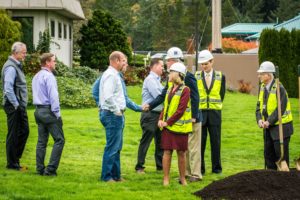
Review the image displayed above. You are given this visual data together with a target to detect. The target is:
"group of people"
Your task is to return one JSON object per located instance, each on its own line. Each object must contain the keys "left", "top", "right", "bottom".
{"left": 96, "top": 47, "right": 226, "bottom": 185}
{"left": 2, "top": 42, "right": 64, "bottom": 176}
{"left": 1, "top": 41, "right": 294, "bottom": 185}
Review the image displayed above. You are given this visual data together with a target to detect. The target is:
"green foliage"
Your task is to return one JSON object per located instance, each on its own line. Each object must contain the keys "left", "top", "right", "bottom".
{"left": 0, "top": 10, "right": 21, "bottom": 68}
{"left": 278, "top": 29, "right": 293, "bottom": 96}
{"left": 56, "top": 77, "right": 95, "bottom": 108}
{"left": 22, "top": 53, "right": 41, "bottom": 75}
{"left": 36, "top": 29, "right": 51, "bottom": 54}
{"left": 55, "top": 61, "right": 99, "bottom": 84}
{"left": 258, "top": 29, "right": 280, "bottom": 65}
{"left": 259, "top": 28, "right": 300, "bottom": 98}
{"left": 79, "top": 9, "right": 132, "bottom": 71}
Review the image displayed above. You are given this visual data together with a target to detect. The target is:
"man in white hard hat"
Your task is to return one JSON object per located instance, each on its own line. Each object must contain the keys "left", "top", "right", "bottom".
{"left": 256, "top": 61, "right": 293, "bottom": 170}
{"left": 143, "top": 47, "right": 202, "bottom": 182}
{"left": 195, "top": 49, "right": 226, "bottom": 175}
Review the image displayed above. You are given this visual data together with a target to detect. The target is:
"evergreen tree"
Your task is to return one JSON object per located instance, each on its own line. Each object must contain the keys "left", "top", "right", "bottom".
{"left": 36, "top": 29, "right": 51, "bottom": 54}
{"left": 274, "top": 0, "right": 300, "bottom": 23}
{"left": 0, "top": 10, "right": 21, "bottom": 68}
{"left": 278, "top": 29, "right": 292, "bottom": 95}
{"left": 78, "top": 9, "right": 131, "bottom": 70}
{"left": 290, "top": 29, "right": 300, "bottom": 97}
{"left": 258, "top": 29, "right": 280, "bottom": 65}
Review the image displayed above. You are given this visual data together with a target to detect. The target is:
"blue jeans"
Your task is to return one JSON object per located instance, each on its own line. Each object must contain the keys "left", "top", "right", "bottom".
{"left": 100, "top": 110, "right": 124, "bottom": 181}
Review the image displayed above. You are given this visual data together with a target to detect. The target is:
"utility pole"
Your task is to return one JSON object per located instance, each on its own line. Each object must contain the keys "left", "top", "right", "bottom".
{"left": 195, "top": 1, "right": 200, "bottom": 67}
{"left": 212, "top": 0, "right": 222, "bottom": 53}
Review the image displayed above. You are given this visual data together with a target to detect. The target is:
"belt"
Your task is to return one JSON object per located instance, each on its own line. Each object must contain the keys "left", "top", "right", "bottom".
{"left": 101, "top": 109, "right": 126, "bottom": 114}
{"left": 36, "top": 105, "right": 51, "bottom": 108}
{"left": 150, "top": 110, "right": 161, "bottom": 114}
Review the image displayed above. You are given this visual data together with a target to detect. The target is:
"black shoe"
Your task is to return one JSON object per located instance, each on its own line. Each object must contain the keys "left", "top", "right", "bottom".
{"left": 43, "top": 170, "right": 57, "bottom": 176}
{"left": 212, "top": 169, "right": 222, "bottom": 174}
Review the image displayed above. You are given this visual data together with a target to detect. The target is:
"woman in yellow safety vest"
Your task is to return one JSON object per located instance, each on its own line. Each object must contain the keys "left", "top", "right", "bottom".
{"left": 158, "top": 62, "right": 192, "bottom": 186}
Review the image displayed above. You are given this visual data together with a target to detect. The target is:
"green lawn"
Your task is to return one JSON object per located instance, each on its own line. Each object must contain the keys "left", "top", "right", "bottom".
{"left": 0, "top": 85, "right": 299, "bottom": 200}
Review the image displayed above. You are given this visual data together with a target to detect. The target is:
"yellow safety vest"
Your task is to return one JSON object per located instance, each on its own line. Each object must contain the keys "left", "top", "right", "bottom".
{"left": 163, "top": 85, "right": 192, "bottom": 134}
{"left": 258, "top": 83, "right": 293, "bottom": 125}
{"left": 195, "top": 71, "right": 223, "bottom": 110}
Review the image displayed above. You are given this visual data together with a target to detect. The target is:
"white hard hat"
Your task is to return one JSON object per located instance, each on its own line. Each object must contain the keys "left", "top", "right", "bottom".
{"left": 169, "top": 62, "right": 186, "bottom": 75}
{"left": 257, "top": 61, "right": 275, "bottom": 73}
{"left": 165, "top": 47, "right": 183, "bottom": 59}
{"left": 198, "top": 50, "right": 214, "bottom": 63}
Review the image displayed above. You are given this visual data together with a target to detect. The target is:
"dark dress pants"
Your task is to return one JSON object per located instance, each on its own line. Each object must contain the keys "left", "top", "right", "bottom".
{"left": 135, "top": 111, "right": 163, "bottom": 171}
{"left": 201, "top": 125, "right": 222, "bottom": 174}
{"left": 264, "top": 129, "right": 290, "bottom": 170}
{"left": 34, "top": 107, "right": 65, "bottom": 174}
{"left": 4, "top": 103, "right": 29, "bottom": 169}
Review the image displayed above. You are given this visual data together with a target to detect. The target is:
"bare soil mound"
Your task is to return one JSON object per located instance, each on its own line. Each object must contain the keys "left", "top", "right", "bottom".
{"left": 194, "top": 169, "right": 300, "bottom": 200}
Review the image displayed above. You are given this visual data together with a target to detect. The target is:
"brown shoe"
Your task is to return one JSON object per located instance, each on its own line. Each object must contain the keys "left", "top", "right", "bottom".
{"left": 136, "top": 169, "right": 145, "bottom": 174}
{"left": 189, "top": 176, "right": 202, "bottom": 182}
{"left": 115, "top": 177, "right": 125, "bottom": 182}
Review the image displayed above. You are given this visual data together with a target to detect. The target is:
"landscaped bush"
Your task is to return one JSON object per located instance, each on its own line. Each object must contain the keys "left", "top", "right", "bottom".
{"left": 238, "top": 79, "right": 253, "bottom": 94}
{"left": 129, "top": 53, "right": 147, "bottom": 67}
{"left": 0, "top": 76, "right": 95, "bottom": 108}
{"left": 0, "top": 10, "right": 21, "bottom": 68}
{"left": 57, "top": 77, "right": 95, "bottom": 108}
{"left": 55, "top": 61, "right": 99, "bottom": 84}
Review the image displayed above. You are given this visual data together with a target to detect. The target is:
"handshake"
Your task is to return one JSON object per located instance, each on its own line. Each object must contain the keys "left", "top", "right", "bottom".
{"left": 142, "top": 104, "right": 150, "bottom": 112}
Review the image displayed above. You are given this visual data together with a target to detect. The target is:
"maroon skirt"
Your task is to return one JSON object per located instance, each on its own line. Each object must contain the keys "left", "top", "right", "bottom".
{"left": 161, "top": 129, "right": 188, "bottom": 151}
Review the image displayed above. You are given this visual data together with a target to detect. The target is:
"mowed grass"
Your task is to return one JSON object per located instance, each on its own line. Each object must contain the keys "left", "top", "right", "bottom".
{"left": 0, "top": 85, "right": 299, "bottom": 200}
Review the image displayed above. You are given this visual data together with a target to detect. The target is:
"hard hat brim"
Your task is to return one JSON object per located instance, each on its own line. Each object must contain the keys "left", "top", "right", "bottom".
{"left": 198, "top": 58, "right": 211, "bottom": 64}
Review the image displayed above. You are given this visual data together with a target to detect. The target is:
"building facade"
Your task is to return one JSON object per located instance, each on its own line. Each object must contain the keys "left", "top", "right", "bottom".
{"left": 0, "top": 0, "right": 85, "bottom": 66}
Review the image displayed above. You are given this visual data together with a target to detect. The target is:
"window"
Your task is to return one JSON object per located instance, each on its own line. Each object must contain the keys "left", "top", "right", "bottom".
{"left": 50, "top": 20, "right": 55, "bottom": 37}
{"left": 69, "top": 25, "right": 72, "bottom": 40}
{"left": 58, "top": 22, "right": 62, "bottom": 39}
{"left": 63, "top": 24, "right": 67, "bottom": 39}
{"left": 12, "top": 17, "right": 34, "bottom": 53}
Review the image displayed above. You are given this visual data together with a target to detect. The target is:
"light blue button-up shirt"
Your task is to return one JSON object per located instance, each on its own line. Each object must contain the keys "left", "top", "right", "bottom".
{"left": 142, "top": 71, "right": 163, "bottom": 112}
{"left": 32, "top": 67, "right": 61, "bottom": 118}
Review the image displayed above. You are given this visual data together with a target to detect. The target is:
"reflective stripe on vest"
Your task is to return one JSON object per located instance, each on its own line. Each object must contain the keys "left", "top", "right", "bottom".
{"left": 258, "top": 83, "right": 293, "bottom": 125}
{"left": 195, "top": 71, "right": 222, "bottom": 110}
{"left": 163, "top": 85, "right": 192, "bottom": 134}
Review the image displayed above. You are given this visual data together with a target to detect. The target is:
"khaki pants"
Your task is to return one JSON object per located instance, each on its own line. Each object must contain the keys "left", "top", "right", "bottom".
{"left": 185, "top": 122, "right": 202, "bottom": 179}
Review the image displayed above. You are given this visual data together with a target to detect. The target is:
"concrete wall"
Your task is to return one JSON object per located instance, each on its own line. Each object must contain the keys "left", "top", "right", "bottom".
{"left": 185, "top": 54, "right": 259, "bottom": 95}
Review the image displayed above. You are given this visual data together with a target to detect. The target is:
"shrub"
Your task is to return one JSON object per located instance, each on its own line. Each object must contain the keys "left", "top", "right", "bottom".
{"left": 208, "top": 38, "right": 257, "bottom": 53}
{"left": 57, "top": 77, "right": 95, "bottom": 108}
{"left": 55, "top": 61, "right": 99, "bottom": 84}
{"left": 238, "top": 80, "right": 253, "bottom": 94}
{"left": 0, "top": 10, "right": 21, "bottom": 68}
{"left": 0, "top": 76, "right": 95, "bottom": 108}
{"left": 79, "top": 9, "right": 132, "bottom": 70}
{"left": 23, "top": 53, "right": 41, "bottom": 75}
{"left": 129, "top": 54, "right": 147, "bottom": 67}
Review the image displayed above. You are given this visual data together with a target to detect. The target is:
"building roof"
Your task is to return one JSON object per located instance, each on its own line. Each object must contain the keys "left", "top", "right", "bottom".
{"left": 221, "top": 23, "right": 275, "bottom": 36}
{"left": 0, "top": 0, "right": 85, "bottom": 20}
{"left": 246, "top": 14, "right": 300, "bottom": 40}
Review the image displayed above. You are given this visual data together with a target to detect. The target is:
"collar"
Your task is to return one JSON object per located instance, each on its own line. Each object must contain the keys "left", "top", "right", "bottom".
{"left": 265, "top": 78, "right": 274, "bottom": 91}
{"left": 204, "top": 70, "right": 213, "bottom": 77}
{"left": 9, "top": 56, "right": 21, "bottom": 65}
{"left": 150, "top": 71, "right": 161, "bottom": 81}
{"left": 42, "top": 67, "right": 52, "bottom": 72}
{"left": 108, "top": 66, "right": 119, "bottom": 74}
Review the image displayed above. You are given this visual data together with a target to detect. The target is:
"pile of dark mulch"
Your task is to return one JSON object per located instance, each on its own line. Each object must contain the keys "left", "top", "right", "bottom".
{"left": 194, "top": 169, "right": 300, "bottom": 200}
